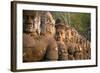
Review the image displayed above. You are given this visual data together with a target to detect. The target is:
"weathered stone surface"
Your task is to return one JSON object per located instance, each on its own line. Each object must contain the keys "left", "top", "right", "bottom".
{"left": 23, "top": 11, "right": 91, "bottom": 62}
{"left": 57, "top": 41, "right": 68, "bottom": 60}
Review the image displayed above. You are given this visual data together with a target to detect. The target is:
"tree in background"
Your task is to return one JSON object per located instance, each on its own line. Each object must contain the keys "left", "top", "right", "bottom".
{"left": 52, "top": 12, "right": 91, "bottom": 41}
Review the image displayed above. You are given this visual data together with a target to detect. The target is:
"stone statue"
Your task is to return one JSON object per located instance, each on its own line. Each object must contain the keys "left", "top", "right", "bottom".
{"left": 23, "top": 11, "right": 58, "bottom": 62}
{"left": 55, "top": 21, "right": 68, "bottom": 60}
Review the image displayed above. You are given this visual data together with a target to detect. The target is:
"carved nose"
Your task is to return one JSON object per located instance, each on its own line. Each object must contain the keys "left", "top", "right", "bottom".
{"left": 27, "top": 17, "right": 33, "bottom": 24}
{"left": 58, "top": 34, "right": 62, "bottom": 38}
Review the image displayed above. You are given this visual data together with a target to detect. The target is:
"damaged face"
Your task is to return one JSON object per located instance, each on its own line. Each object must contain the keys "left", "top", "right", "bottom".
{"left": 24, "top": 16, "right": 36, "bottom": 33}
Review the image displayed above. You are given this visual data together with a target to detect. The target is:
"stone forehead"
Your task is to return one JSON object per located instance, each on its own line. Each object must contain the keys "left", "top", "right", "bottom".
{"left": 23, "top": 10, "right": 36, "bottom": 16}
{"left": 55, "top": 23, "right": 67, "bottom": 30}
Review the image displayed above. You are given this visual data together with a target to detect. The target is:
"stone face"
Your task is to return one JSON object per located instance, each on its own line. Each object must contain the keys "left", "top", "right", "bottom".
{"left": 40, "top": 11, "right": 55, "bottom": 36}
{"left": 64, "top": 24, "right": 91, "bottom": 60}
{"left": 23, "top": 11, "right": 58, "bottom": 62}
{"left": 23, "top": 11, "right": 91, "bottom": 62}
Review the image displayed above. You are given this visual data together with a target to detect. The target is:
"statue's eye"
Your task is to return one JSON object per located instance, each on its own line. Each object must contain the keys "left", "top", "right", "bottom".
{"left": 31, "top": 16, "right": 34, "bottom": 19}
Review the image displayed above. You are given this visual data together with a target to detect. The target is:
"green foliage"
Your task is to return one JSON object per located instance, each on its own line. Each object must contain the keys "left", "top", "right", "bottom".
{"left": 51, "top": 11, "right": 91, "bottom": 41}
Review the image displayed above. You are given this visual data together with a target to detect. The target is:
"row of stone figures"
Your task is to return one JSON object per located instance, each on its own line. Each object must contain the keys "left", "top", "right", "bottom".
{"left": 23, "top": 10, "right": 91, "bottom": 62}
